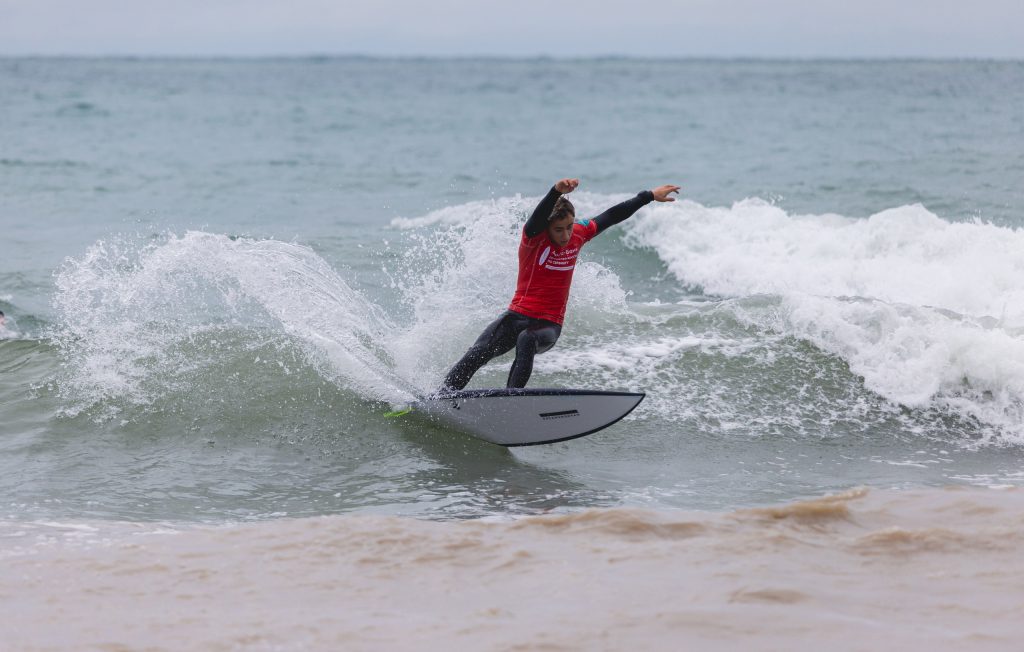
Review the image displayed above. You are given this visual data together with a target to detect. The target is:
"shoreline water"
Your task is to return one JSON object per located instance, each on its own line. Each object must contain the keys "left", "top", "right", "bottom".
{"left": 4, "top": 485, "right": 1023, "bottom": 651}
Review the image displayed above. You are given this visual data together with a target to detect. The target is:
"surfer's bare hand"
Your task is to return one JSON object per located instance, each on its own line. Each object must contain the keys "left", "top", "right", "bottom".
{"left": 555, "top": 178, "right": 579, "bottom": 194}
{"left": 651, "top": 185, "right": 681, "bottom": 202}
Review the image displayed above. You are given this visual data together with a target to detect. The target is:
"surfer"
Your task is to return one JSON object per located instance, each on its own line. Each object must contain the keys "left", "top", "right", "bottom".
{"left": 439, "top": 178, "right": 680, "bottom": 393}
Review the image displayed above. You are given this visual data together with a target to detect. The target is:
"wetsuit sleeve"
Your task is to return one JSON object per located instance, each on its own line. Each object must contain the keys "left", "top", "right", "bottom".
{"left": 592, "top": 190, "right": 655, "bottom": 235}
{"left": 523, "top": 186, "right": 563, "bottom": 238}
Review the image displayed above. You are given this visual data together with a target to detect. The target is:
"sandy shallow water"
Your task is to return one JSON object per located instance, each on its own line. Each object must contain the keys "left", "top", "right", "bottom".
{"left": 3, "top": 486, "right": 1023, "bottom": 651}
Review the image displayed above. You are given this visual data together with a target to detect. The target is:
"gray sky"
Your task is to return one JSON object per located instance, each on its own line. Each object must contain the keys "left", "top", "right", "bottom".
{"left": 3, "top": 0, "right": 1023, "bottom": 58}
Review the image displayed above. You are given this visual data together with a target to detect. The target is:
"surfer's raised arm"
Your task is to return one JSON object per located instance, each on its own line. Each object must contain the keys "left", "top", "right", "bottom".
{"left": 524, "top": 178, "right": 579, "bottom": 238}
{"left": 592, "top": 184, "right": 680, "bottom": 235}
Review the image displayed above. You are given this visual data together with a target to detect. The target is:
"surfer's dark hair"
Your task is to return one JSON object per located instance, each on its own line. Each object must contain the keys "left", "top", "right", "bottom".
{"left": 549, "top": 197, "right": 575, "bottom": 222}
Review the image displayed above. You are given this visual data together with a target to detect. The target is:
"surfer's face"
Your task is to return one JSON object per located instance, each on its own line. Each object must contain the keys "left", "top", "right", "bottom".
{"left": 547, "top": 214, "right": 575, "bottom": 248}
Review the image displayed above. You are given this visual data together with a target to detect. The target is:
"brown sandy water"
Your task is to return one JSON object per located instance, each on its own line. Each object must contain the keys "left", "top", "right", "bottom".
{"left": 3, "top": 486, "right": 1024, "bottom": 652}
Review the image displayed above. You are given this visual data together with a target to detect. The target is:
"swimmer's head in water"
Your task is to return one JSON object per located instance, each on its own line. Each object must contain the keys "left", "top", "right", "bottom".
{"left": 547, "top": 197, "right": 575, "bottom": 247}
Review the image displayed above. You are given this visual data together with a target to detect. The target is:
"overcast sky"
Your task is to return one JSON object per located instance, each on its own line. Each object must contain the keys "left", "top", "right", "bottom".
{"left": 2, "top": 0, "right": 1023, "bottom": 58}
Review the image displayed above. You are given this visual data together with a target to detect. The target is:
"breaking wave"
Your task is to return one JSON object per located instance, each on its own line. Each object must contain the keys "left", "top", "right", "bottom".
{"left": 48, "top": 193, "right": 1024, "bottom": 444}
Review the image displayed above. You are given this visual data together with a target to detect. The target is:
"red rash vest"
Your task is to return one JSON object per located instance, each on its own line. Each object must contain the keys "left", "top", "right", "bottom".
{"left": 508, "top": 220, "right": 599, "bottom": 325}
{"left": 507, "top": 186, "right": 654, "bottom": 325}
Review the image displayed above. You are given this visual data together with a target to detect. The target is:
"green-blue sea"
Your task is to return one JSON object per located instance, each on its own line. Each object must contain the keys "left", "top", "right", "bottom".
{"left": 2, "top": 58, "right": 1024, "bottom": 523}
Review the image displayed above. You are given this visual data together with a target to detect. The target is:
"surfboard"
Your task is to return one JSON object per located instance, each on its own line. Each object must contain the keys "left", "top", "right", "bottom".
{"left": 403, "top": 388, "right": 644, "bottom": 447}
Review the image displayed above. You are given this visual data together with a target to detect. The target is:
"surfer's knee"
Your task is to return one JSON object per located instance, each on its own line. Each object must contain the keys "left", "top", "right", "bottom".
{"left": 534, "top": 327, "right": 558, "bottom": 354}
{"left": 516, "top": 329, "right": 539, "bottom": 354}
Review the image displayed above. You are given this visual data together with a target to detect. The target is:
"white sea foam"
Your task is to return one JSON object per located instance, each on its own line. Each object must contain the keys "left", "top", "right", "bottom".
{"left": 538, "top": 334, "right": 761, "bottom": 375}
{"left": 53, "top": 232, "right": 413, "bottom": 413}
{"left": 391, "top": 195, "right": 526, "bottom": 229}
{"left": 626, "top": 199, "right": 1024, "bottom": 321}
{"left": 624, "top": 198, "right": 1024, "bottom": 440}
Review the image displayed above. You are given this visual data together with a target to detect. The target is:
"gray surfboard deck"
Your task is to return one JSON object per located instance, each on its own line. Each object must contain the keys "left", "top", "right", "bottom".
{"left": 408, "top": 388, "right": 645, "bottom": 447}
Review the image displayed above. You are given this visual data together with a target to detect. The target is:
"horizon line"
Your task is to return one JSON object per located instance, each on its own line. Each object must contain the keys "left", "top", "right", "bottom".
{"left": 2, "top": 53, "right": 1023, "bottom": 63}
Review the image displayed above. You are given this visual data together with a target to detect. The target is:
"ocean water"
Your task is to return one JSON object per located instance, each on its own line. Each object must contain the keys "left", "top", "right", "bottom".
{"left": 3, "top": 58, "right": 1024, "bottom": 524}
{"left": 3, "top": 57, "right": 1024, "bottom": 649}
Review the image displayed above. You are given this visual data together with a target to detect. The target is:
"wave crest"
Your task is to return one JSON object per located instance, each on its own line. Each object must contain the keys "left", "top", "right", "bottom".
{"left": 624, "top": 199, "right": 1024, "bottom": 441}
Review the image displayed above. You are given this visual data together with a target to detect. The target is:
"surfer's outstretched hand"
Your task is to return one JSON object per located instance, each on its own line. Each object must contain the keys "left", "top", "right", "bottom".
{"left": 652, "top": 185, "right": 681, "bottom": 202}
{"left": 555, "top": 178, "right": 579, "bottom": 194}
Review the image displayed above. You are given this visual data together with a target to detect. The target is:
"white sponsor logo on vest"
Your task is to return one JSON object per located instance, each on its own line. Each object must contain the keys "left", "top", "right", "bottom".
{"left": 538, "top": 246, "right": 551, "bottom": 266}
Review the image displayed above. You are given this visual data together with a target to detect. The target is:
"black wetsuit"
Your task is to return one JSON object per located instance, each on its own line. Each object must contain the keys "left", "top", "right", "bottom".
{"left": 441, "top": 187, "right": 654, "bottom": 391}
{"left": 442, "top": 310, "right": 562, "bottom": 390}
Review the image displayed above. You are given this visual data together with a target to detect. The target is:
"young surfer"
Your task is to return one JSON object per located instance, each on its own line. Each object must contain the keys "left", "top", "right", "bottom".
{"left": 439, "top": 178, "right": 680, "bottom": 393}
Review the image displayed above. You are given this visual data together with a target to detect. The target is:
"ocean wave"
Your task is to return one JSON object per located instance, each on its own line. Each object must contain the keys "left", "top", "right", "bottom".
{"left": 47, "top": 223, "right": 633, "bottom": 418}
{"left": 624, "top": 198, "right": 1024, "bottom": 320}
{"left": 46, "top": 194, "right": 1024, "bottom": 444}
{"left": 623, "top": 198, "right": 1024, "bottom": 441}
{"left": 51, "top": 231, "right": 413, "bottom": 416}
